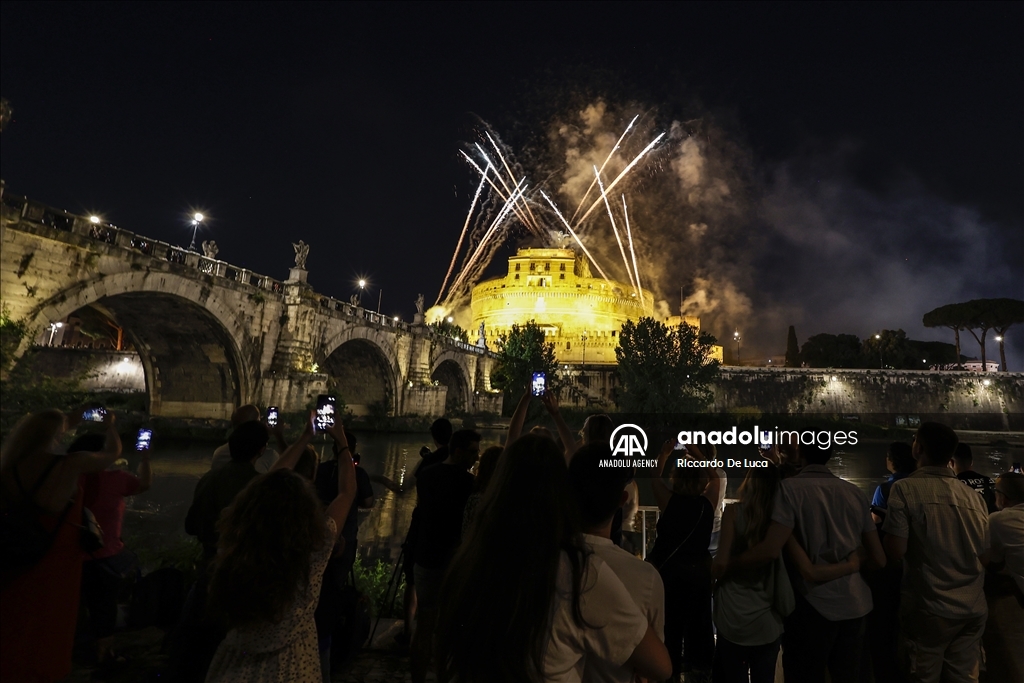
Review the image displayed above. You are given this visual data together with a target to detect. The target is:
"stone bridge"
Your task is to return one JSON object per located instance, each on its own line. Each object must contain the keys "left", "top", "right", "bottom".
{"left": 0, "top": 191, "right": 502, "bottom": 419}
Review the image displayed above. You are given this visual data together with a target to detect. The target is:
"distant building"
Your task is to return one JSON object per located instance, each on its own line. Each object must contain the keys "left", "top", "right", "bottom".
{"left": 961, "top": 360, "right": 999, "bottom": 372}
{"left": 471, "top": 247, "right": 723, "bottom": 365}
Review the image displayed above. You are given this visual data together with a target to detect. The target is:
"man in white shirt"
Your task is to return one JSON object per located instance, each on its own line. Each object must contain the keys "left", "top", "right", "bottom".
{"left": 569, "top": 443, "right": 666, "bottom": 683}
{"left": 983, "top": 471, "right": 1024, "bottom": 681}
{"left": 209, "top": 404, "right": 282, "bottom": 472}
{"left": 883, "top": 422, "right": 989, "bottom": 683}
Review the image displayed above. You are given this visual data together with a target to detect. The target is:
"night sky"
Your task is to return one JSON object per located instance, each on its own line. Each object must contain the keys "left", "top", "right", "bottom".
{"left": 2, "top": 2, "right": 1022, "bottom": 367}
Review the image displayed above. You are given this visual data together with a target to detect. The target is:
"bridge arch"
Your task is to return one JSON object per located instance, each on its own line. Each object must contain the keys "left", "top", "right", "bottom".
{"left": 320, "top": 327, "right": 400, "bottom": 416}
{"left": 23, "top": 270, "right": 255, "bottom": 419}
{"left": 431, "top": 350, "right": 474, "bottom": 414}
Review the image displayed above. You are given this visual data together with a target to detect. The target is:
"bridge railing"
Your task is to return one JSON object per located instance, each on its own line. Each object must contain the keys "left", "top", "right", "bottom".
{"left": 3, "top": 192, "right": 287, "bottom": 294}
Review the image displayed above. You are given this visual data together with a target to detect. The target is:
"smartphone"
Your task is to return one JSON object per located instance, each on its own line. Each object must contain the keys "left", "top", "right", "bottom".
{"left": 531, "top": 372, "right": 546, "bottom": 397}
{"left": 135, "top": 428, "right": 153, "bottom": 452}
{"left": 1012, "top": 462, "right": 1022, "bottom": 474}
{"left": 315, "top": 395, "right": 337, "bottom": 433}
{"left": 82, "top": 407, "right": 107, "bottom": 423}
{"left": 266, "top": 406, "right": 279, "bottom": 427}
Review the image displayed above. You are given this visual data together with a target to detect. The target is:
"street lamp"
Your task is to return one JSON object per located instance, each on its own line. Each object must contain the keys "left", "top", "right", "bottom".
{"left": 188, "top": 213, "right": 204, "bottom": 252}
{"left": 357, "top": 279, "right": 366, "bottom": 306}
{"left": 47, "top": 322, "right": 63, "bottom": 346}
{"left": 89, "top": 215, "right": 101, "bottom": 224}
{"left": 874, "top": 334, "right": 883, "bottom": 368}
{"left": 733, "top": 329, "right": 741, "bottom": 365}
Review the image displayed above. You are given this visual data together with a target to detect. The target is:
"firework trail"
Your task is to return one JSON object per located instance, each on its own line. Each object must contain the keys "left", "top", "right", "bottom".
{"left": 436, "top": 121, "right": 664, "bottom": 306}
{"left": 623, "top": 195, "right": 645, "bottom": 308}
{"left": 444, "top": 180, "right": 527, "bottom": 305}
{"left": 540, "top": 191, "right": 612, "bottom": 282}
{"left": 468, "top": 146, "right": 538, "bottom": 237}
{"left": 486, "top": 132, "right": 541, "bottom": 233}
{"left": 573, "top": 132, "right": 666, "bottom": 229}
{"left": 570, "top": 114, "right": 639, "bottom": 223}
{"left": 435, "top": 164, "right": 492, "bottom": 306}
{"left": 595, "top": 165, "right": 637, "bottom": 293}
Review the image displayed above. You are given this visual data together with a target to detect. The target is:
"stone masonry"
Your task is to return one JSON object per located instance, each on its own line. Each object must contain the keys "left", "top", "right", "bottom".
{"left": 1, "top": 193, "right": 502, "bottom": 419}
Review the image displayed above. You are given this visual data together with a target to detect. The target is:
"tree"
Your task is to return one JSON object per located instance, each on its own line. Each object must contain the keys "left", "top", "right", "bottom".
{"left": 615, "top": 317, "right": 720, "bottom": 413}
{"left": 925, "top": 298, "right": 1024, "bottom": 371}
{"left": 800, "top": 333, "right": 862, "bottom": 368}
{"left": 785, "top": 326, "right": 801, "bottom": 367}
{"left": 492, "top": 321, "right": 559, "bottom": 413}
{"left": 923, "top": 303, "right": 967, "bottom": 368}
{"left": 861, "top": 329, "right": 920, "bottom": 369}
{"left": 428, "top": 319, "right": 468, "bottom": 343}
{"left": 980, "top": 298, "right": 1024, "bottom": 372}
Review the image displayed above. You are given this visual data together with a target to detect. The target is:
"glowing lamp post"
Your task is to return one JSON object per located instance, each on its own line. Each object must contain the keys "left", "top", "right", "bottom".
{"left": 89, "top": 215, "right": 101, "bottom": 224}
{"left": 581, "top": 330, "right": 589, "bottom": 372}
{"left": 188, "top": 213, "right": 204, "bottom": 252}
{"left": 47, "top": 322, "right": 63, "bottom": 346}
{"left": 733, "top": 330, "right": 741, "bottom": 365}
{"left": 357, "top": 279, "right": 366, "bottom": 306}
{"left": 875, "top": 334, "right": 883, "bottom": 368}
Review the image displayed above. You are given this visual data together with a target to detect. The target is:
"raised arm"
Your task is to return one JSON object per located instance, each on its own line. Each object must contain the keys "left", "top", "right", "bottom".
{"left": 784, "top": 536, "right": 860, "bottom": 583}
{"left": 324, "top": 422, "right": 357, "bottom": 531}
{"left": 136, "top": 448, "right": 153, "bottom": 494}
{"left": 541, "top": 390, "right": 578, "bottom": 462}
{"left": 650, "top": 440, "right": 676, "bottom": 512}
{"left": 66, "top": 412, "right": 122, "bottom": 473}
{"left": 506, "top": 391, "right": 532, "bottom": 446}
{"left": 270, "top": 419, "right": 289, "bottom": 454}
{"left": 270, "top": 413, "right": 314, "bottom": 472}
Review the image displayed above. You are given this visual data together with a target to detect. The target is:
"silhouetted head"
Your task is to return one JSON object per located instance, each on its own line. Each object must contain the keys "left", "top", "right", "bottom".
{"left": 230, "top": 404, "right": 261, "bottom": 429}
{"left": 914, "top": 422, "right": 958, "bottom": 467}
{"left": 581, "top": 414, "right": 613, "bottom": 446}
{"left": 887, "top": 442, "right": 915, "bottom": 473}
{"left": 450, "top": 429, "right": 481, "bottom": 469}
{"left": 995, "top": 472, "right": 1024, "bottom": 509}
{"left": 229, "top": 421, "right": 269, "bottom": 463}
{"left": 568, "top": 443, "right": 631, "bottom": 529}
{"left": 430, "top": 418, "right": 453, "bottom": 447}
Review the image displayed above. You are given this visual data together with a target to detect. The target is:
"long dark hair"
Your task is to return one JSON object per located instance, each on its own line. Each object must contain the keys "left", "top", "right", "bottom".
{"left": 435, "top": 435, "right": 589, "bottom": 683}
{"left": 736, "top": 465, "right": 781, "bottom": 550}
{"left": 207, "top": 469, "right": 327, "bottom": 626}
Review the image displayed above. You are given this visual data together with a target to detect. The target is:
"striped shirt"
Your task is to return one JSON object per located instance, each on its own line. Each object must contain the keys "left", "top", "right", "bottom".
{"left": 882, "top": 466, "right": 989, "bottom": 618}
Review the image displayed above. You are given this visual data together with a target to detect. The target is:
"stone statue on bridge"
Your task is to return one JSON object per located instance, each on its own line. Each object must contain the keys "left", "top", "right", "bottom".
{"left": 201, "top": 240, "right": 219, "bottom": 260}
{"left": 415, "top": 293, "right": 425, "bottom": 315}
{"left": 477, "top": 321, "right": 486, "bottom": 348}
{"left": 292, "top": 240, "right": 310, "bottom": 269}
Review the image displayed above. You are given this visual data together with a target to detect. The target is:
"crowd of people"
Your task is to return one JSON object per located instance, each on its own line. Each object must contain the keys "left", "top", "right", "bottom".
{"left": 0, "top": 393, "right": 1021, "bottom": 683}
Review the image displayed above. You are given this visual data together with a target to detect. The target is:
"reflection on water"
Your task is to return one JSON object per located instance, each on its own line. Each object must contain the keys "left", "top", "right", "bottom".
{"left": 122, "top": 432, "right": 1021, "bottom": 568}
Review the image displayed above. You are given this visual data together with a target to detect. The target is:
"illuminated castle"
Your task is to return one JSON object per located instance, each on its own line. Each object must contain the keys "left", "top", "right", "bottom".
{"left": 471, "top": 248, "right": 717, "bottom": 365}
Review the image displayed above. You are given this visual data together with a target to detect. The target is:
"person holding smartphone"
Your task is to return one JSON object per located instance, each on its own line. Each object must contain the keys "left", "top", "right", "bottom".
{"left": 71, "top": 430, "right": 152, "bottom": 659}
{"left": 1, "top": 408, "right": 121, "bottom": 683}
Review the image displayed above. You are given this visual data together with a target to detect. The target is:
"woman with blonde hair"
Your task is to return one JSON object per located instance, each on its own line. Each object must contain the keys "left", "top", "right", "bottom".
{"left": 204, "top": 416, "right": 356, "bottom": 682}
{"left": 1, "top": 409, "right": 121, "bottom": 682}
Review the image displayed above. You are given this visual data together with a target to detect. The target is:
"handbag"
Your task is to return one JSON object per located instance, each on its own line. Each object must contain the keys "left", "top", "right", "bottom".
{"left": 0, "top": 456, "right": 72, "bottom": 574}
{"left": 651, "top": 503, "right": 705, "bottom": 571}
{"left": 80, "top": 507, "right": 105, "bottom": 554}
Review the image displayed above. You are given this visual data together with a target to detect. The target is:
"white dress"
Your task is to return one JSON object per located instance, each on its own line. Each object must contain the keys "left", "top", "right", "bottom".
{"left": 205, "top": 518, "right": 337, "bottom": 683}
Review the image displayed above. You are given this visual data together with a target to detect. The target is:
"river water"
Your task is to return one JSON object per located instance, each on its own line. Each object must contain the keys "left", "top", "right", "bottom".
{"left": 121, "top": 431, "right": 1021, "bottom": 570}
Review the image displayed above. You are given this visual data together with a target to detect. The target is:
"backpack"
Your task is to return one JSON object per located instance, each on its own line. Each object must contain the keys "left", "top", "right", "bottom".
{"left": 0, "top": 456, "right": 71, "bottom": 575}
